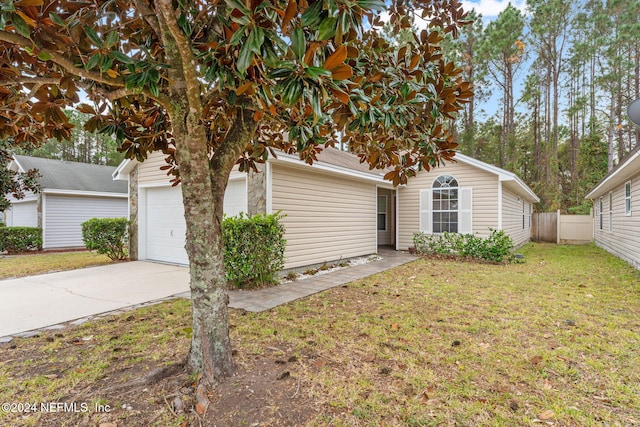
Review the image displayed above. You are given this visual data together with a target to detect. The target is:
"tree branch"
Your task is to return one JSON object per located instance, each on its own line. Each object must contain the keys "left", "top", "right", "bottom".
{"left": 155, "top": 0, "right": 204, "bottom": 117}
{"left": 1, "top": 77, "right": 61, "bottom": 86}
{"left": 134, "top": 0, "right": 162, "bottom": 37}
{"left": 0, "top": 30, "right": 123, "bottom": 87}
{"left": 0, "top": 30, "right": 171, "bottom": 108}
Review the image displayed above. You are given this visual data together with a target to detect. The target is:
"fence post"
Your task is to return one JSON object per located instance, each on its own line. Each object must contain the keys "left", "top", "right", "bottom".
{"left": 557, "top": 210, "right": 561, "bottom": 244}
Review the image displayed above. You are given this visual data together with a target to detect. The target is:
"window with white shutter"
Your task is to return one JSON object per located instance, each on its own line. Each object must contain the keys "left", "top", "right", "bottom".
{"left": 420, "top": 175, "right": 473, "bottom": 234}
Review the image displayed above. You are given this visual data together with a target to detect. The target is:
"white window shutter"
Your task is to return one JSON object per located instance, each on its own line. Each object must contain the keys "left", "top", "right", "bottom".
{"left": 419, "top": 190, "right": 432, "bottom": 233}
{"left": 459, "top": 187, "right": 473, "bottom": 234}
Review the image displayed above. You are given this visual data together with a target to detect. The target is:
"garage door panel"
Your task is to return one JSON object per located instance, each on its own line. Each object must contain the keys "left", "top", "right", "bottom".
{"left": 146, "top": 186, "right": 189, "bottom": 265}
{"left": 145, "top": 180, "right": 246, "bottom": 265}
{"left": 7, "top": 201, "right": 37, "bottom": 227}
{"left": 45, "top": 195, "right": 127, "bottom": 248}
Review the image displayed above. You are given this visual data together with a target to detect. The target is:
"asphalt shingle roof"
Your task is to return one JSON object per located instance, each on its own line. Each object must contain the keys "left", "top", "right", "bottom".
{"left": 13, "top": 156, "right": 127, "bottom": 194}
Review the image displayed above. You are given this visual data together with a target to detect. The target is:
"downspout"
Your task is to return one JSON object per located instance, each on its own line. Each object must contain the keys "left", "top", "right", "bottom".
{"left": 497, "top": 181, "right": 503, "bottom": 230}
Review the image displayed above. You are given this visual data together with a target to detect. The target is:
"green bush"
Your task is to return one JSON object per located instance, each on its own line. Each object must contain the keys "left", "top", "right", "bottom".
{"left": 81, "top": 217, "right": 130, "bottom": 261}
{"left": 0, "top": 227, "right": 42, "bottom": 253}
{"left": 223, "top": 212, "right": 286, "bottom": 288}
{"left": 412, "top": 228, "right": 513, "bottom": 262}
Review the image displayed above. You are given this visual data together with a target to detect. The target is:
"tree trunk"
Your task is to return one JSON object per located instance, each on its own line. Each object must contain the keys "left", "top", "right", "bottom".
{"left": 172, "top": 107, "right": 256, "bottom": 385}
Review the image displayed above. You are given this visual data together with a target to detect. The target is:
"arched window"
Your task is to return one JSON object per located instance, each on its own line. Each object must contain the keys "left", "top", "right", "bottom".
{"left": 432, "top": 175, "right": 459, "bottom": 233}
{"left": 420, "top": 176, "right": 472, "bottom": 235}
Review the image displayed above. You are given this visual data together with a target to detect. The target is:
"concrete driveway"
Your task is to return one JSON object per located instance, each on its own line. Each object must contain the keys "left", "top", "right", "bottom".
{"left": 0, "top": 261, "right": 189, "bottom": 338}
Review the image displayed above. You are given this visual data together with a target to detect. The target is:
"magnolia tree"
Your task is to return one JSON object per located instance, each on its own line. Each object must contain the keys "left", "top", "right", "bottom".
{"left": 0, "top": 0, "right": 472, "bottom": 386}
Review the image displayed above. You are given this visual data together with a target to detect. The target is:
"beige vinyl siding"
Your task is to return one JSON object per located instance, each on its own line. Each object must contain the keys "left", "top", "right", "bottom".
{"left": 138, "top": 151, "right": 244, "bottom": 186}
{"left": 397, "top": 161, "right": 499, "bottom": 249}
{"left": 502, "top": 189, "right": 531, "bottom": 247}
{"left": 270, "top": 163, "right": 377, "bottom": 269}
{"left": 138, "top": 151, "right": 174, "bottom": 185}
{"left": 594, "top": 172, "right": 640, "bottom": 269}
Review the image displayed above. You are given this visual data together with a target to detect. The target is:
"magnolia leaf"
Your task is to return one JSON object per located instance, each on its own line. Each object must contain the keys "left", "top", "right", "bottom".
{"left": 329, "top": 87, "right": 350, "bottom": 104}
{"left": 37, "top": 51, "right": 52, "bottom": 61}
{"left": 105, "top": 31, "right": 119, "bottom": 48}
{"left": 356, "top": 0, "right": 386, "bottom": 11}
{"left": 247, "top": 26, "right": 264, "bottom": 54}
{"left": 84, "top": 25, "right": 103, "bottom": 48}
{"left": 111, "top": 51, "right": 134, "bottom": 64}
{"left": 331, "top": 64, "right": 352, "bottom": 80}
{"left": 300, "top": 0, "right": 322, "bottom": 27}
{"left": 237, "top": 82, "right": 253, "bottom": 95}
{"left": 225, "top": 0, "right": 251, "bottom": 15}
{"left": 48, "top": 12, "right": 65, "bottom": 27}
{"left": 237, "top": 41, "right": 254, "bottom": 74}
{"left": 15, "top": 0, "right": 44, "bottom": 6}
{"left": 323, "top": 45, "right": 347, "bottom": 70}
{"left": 305, "top": 66, "right": 332, "bottom": 80}
{"left": 291, "top": 27, "right": 305, "bottom": 61}
{"left": 317, "top": 17, "right": 337, "bottom": 40}
{"left": 85, "top": 53, "right": 102, "bottom": 71}
{"left": 281, "top": 0, "right": 297, "bottom": 32}
{"left": 11, "top": 13, "right": 31, "bottom": 38}
{"left": 106, "top": 69, "right": 119, "bottom": 78}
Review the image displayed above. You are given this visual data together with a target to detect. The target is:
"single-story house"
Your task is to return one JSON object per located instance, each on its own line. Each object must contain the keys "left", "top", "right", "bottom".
{"left": 114, "top": 149, "right": 538, "bottom": 269}
{"left": 4, "top": 156, "right": 128, "bottom": 249}
{"left": 586, "top": 146, "right": 640, "bottom": 269}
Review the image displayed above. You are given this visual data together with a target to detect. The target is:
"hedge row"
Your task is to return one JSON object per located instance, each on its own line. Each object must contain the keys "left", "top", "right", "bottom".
{"left": 413, "top": 228, "right": 514, "bottom": 262}
{"left": 222, "top": 212, "right": 286, "bottom": 288}
{"left": 81, "top": 217, "right": 130, "bottom": 261}
{"left": 0, "top": 227, "right": 42, "bottom": 253}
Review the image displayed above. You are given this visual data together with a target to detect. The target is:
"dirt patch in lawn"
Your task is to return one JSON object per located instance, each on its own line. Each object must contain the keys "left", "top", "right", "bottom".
{"left": 0, "top": 303, "right": 318, "bottom": 427}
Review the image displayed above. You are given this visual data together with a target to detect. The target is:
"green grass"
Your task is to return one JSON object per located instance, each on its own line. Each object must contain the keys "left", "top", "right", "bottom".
{"left": 233, "top": 243, "right": 640, "bottom": 426}
{"left": 0, "top": 251, "right": 114, "bottom": 279}
{"left": 0, "top": 243, "right": 638, "bottom": 426}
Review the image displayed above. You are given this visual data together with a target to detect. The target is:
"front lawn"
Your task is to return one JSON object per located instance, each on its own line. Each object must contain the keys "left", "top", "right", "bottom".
{"left": 0, "top": 251, "right": 113, "bottom": 280}
{"left": 0, "top": 243, "right": 638, "bottom": 426}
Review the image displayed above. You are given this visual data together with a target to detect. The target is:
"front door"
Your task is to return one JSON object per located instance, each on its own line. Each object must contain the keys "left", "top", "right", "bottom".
{"left": 377, "top": 189, "right": 395, "bottom": 246}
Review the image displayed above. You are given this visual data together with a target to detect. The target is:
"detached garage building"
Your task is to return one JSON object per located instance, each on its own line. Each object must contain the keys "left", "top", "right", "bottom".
{"left": 114, "top": 149, "right": 538, "bottom": 270}
{"left": 4, "top": 156, "right": 128, "bottom": 249}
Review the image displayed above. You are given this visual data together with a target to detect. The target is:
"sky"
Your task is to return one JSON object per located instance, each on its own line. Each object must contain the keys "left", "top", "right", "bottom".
{"left": 460, "top": 0, "right": 527, "bottom": 21}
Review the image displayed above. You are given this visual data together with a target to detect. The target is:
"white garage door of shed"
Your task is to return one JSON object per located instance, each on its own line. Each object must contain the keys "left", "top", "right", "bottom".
{"left": 145, "top": 179, "right": 246, "bottom": 265}
{"left": 7, "top": 201, "right": 37, "bottom": 227}
{"left": 44, "top": 195, "right": 128, "bottom": 248}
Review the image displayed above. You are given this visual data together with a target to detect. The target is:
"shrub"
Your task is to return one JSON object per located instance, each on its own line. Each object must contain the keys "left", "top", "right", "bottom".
{"left": 412, "top": 228, "right": 513, "bottom": 262}
{"left": 0, "top": 227, "right": 42, "bottom": 253}
{"left": 81, "top": 217, "right": 130, "bottom": 261}
{"left": 222, "top": 212, "right": 286, "bottom": 288}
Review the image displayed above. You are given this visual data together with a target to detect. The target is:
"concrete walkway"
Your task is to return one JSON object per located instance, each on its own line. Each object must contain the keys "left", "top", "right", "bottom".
{"left": 229, "top": 249, "right": 415, "bottom": 312}
{"left": 0, "top": 249, "right": 416, "bottom": 341}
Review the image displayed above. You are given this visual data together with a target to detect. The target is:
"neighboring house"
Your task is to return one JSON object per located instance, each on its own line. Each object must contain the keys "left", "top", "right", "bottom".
{"left": 585, "top": 146, "right": 640, "bottom": 269}
{"left": 4, "top": 156, "right": 128, "bottom": 249}
{"left": 114, "top": 149, "right": 538, "bottom": 269}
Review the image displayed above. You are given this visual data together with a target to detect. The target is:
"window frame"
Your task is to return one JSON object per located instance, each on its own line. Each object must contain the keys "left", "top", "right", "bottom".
{"left": 625, "top": 181, "right": 632, "bottom": 216}
{"left": 432, "top": 175, "right": 459, "bottom": 234}
{"left": 599, "top": 197, "right": 603, "bottom": 230}
{"left": 608, "top": 191, "right": 613, "bottom": 233}
{"left": 377, "top": 194, "right": 387, "bottom": 232}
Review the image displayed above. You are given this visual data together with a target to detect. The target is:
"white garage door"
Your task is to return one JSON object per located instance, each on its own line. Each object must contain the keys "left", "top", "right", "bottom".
{"left": 7, "top": 201, "right": 38, "bottom": 227}
{"left": 44, "top": 195, "right": 128, "bottom": 248}
{"left": 144, "top": 179, "right": 246, "bottom": 265}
